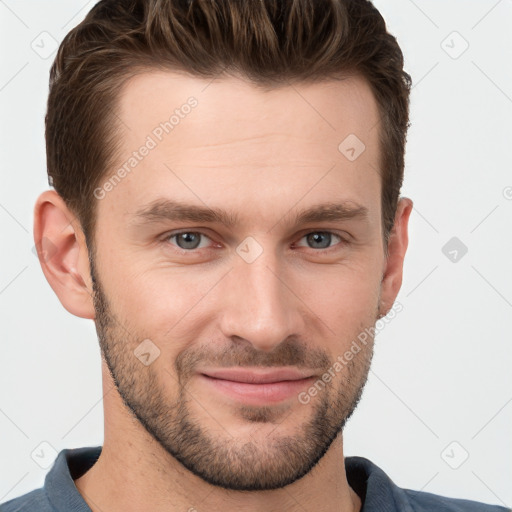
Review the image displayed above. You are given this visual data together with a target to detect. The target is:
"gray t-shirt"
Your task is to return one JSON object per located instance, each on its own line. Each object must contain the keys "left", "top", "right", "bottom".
{"left": 0, "top": 446, "right": 508, "bottom": 511}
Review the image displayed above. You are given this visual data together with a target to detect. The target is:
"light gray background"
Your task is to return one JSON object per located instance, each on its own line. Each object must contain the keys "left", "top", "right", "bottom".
{"left": 1, "top": 0, "right": 511, "bottom": 507}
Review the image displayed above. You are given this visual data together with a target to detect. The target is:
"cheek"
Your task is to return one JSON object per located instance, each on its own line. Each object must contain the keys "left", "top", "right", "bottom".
{"left": 295, "top": 259, "right": 381, "bottom": 315}
{"left": 100, "top": 256, "right": 225, "bottom": 350}
{"left": 292, "top": 263, "right": 381, "bottom": 358}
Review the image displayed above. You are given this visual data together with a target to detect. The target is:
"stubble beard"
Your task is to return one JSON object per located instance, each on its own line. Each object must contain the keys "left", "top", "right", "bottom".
{"left": 90, "top": 255, "right": 376, "bottom": 491}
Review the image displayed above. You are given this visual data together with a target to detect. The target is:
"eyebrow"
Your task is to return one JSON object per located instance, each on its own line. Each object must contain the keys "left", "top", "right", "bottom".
{"left": 129, "top": 198, "right": 369, "bottom": 230}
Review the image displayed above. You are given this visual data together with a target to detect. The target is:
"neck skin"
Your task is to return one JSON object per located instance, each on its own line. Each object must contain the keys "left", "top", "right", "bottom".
{"left": 74, "top": 362, "right": 362, "bottom": 512}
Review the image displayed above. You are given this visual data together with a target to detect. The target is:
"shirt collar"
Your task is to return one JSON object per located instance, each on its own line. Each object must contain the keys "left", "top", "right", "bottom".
{"left": 44, "top": 446, "right": 406, "bottom": 511}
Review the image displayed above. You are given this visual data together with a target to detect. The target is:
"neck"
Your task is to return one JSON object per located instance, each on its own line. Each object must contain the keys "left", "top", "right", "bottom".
{"left": 74, "top": 365, "right": 361, "bottom": 512}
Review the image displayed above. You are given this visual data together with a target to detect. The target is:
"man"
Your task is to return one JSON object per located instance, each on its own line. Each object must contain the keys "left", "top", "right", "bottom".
{"left": 1, "top": 0, "right": 508, "bottom": 511}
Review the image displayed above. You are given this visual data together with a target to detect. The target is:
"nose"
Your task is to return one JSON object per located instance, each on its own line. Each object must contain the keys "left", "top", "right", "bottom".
{"left": 218, "top": 244, "right": 303, "bottom": 352}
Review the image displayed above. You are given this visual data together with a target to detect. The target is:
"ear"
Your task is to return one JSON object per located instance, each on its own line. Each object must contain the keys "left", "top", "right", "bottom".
{"left": 378, "top": 196, "right": 413, "bottom": 317}
{"left": 33, "top": 190, "right": 95, "bottom": 319}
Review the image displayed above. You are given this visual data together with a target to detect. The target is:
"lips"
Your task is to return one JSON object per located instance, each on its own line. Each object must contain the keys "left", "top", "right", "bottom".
{"left": 197, "top": 367, "right": 318, "bottom": 404}
{"left": 200, "top": 367, "right": 316, "bottom": 384}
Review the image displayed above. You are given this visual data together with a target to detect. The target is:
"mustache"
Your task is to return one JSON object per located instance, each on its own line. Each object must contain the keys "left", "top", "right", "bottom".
{"left": 175, "top": 337, "right": 332, "bottom": 378}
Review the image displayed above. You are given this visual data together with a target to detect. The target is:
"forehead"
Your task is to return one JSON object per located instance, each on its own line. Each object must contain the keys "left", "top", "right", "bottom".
{"left": 100, "top": 70, "right": 382, "bottom": 226}
{"left": 117, "top": 69, "right": 379, "bottom": 153}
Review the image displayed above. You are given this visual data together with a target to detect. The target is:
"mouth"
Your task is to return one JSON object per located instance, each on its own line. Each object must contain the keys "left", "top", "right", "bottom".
{"left": 198, "top": 367, "right": 317, "bottom": 405}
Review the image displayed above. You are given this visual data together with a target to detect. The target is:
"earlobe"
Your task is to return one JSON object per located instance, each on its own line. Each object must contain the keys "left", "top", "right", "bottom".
{"left": 379, "top": 196, "right": 413, "bottom": 317}
{"left": 33, "top": 190, "right": 96, "bottom": 320}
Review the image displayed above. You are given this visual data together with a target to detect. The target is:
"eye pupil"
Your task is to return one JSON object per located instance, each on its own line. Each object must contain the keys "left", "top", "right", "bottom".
{"left": 307, "top": 232, "right": 331, "bottom": 249}
{"left": 176, "top": 232, "right": 201, "bottom": 250}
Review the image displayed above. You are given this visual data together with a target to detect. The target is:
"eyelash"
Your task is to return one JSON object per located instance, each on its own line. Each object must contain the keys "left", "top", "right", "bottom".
{"left": 161, "top": 230, "right": 349, "bottom": 253}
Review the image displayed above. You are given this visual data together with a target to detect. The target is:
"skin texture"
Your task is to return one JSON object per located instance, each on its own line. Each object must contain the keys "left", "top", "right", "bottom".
{"left": 34, "top": 71, "right": 413, "bottom": 512}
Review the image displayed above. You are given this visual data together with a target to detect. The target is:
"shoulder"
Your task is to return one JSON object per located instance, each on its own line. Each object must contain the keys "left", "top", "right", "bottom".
{"left": 0, "top": 488, "right": 53, "bottom": 512}
{"left": 345, "top": 456, "right": 509, "bottom": 512}
{"left": 403, "top": 488, "right": 510, "bottom": 511}
{"left": 0, "top": 445, "right": 101, "bottom": 512}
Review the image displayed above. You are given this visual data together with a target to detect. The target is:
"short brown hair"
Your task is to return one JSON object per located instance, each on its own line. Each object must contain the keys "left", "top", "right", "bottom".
{"left": 46, "top": 0, "right": 411, "bottom": 249}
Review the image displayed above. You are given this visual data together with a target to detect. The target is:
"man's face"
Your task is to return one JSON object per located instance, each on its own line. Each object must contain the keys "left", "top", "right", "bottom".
{"left": 91, "top": 71, "right": 386, "bottom": 490}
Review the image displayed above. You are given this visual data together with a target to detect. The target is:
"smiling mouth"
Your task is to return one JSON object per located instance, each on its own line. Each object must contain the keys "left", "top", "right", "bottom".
{"left": 198, "top": 367, "right": 317, "bottom": 404}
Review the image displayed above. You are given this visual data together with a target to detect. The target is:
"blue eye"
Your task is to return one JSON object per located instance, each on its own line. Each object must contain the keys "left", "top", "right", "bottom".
{"left": 163, "top": 230, "right": 346, "bottom": 253}
{"left": 168, "top": 232, "right": 211, "bottom": 250}
{"left": 297, "top": 232, "right": 343, "bottom": 250}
